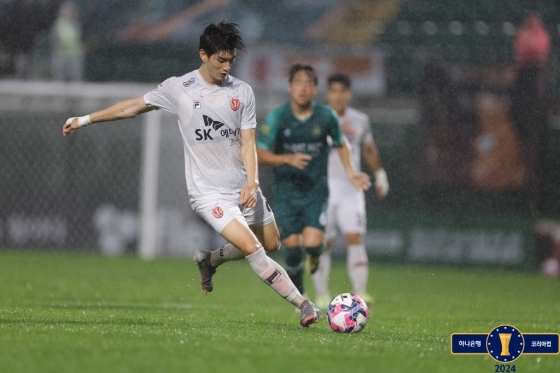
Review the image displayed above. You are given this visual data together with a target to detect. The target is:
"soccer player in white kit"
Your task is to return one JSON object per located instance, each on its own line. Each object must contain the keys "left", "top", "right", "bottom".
{"left": 312, "top": 73, "right": 389, "bottom": 310}
{"left": 61, "top": 21, "right": 321, "bottom": 327}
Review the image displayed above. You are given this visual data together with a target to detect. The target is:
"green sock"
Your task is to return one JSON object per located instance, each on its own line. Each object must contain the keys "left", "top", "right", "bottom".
{"left": 285, "top": 247, "right": 304, "bottom": 294}
{"left": 305, "top": 243, "right": 324, "bottom": 258}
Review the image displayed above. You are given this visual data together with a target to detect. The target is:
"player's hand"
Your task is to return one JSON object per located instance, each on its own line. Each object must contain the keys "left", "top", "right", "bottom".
{"left": 374, "top": 169, "right": 389, "bottom": 199}
{"left": 287, "top": 153, "right": 312, "bottom": 169}
{"left": 239, "top": 183, "right": 259, "bottom": 208}
{"left": 348, "top": 170, "right": 371, "bottom": 191}
{"left": 62, "top": 118, "right": 79, "bottom": 137}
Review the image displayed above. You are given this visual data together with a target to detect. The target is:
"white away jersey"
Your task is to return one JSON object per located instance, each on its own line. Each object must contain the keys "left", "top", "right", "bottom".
{"left": 328, "top": 107, "right": 374, "bottom": 192}
{"left": 144, "top": 70, "right": 257, "bottom": 200}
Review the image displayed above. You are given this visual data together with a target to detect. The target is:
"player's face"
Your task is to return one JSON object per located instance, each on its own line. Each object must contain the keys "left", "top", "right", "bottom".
{"left": 199, "top": 49, "right": 236, "bottom": 85}
{"left": 327, "top": 82, "right": 352, "bottom": 114}
{"left": 288, "top": 70, "right": 317, "bottom": 107}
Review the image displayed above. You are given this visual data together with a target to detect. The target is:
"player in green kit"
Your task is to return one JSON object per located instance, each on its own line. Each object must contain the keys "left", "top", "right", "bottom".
{"left": 256, "top": 64, "right": 371, "bottom": 296}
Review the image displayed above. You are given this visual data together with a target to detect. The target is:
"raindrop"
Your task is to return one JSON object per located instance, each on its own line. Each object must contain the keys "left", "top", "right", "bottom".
{"left": 449, "top": 21, "right": 463, "bottom": 36}
{"left": 475, "top": 21, "right": 489, "bottom": 36}
{"left": 397, "top": 21, "right": 411, "bottom": 35}
{"left": 423, "top": 21, "right": 437, "bottom": 35}
{"left": 502, "top": 22, "right": 515, "bottom": 36}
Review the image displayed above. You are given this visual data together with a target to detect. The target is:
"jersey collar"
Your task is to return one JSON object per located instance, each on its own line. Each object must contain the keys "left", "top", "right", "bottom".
{"left": 194, "top": 69, "right": 231, "bottom": 88}
{"left": 290, "top": 101, "right": 316, "bottom": 123}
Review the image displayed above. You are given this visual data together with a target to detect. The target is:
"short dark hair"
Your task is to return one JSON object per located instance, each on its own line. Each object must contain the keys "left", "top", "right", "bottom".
{"left": 199, "top": 21, "right": 246, "bottom": 57}
{"left": 288, "top": 64, "right": 318, "bottom": 85}
{"left": 327, "top": 73, "right": 351, "bottom": 89}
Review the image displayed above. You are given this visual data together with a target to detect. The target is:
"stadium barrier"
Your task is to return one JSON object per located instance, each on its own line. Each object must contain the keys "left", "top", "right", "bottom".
{"left": 0, "top": 80, "right": 220, "bottom": 258}
{"left": 1, "top": 80, "right": 558, "bottom": 270}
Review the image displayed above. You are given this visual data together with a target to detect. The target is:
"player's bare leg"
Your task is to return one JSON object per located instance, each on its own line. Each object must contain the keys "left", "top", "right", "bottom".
{"left": 194, "top": 220, "right": 281, "bottom": 291}
{"left": 220, "top": 218, "right": 320, "bottom": 326}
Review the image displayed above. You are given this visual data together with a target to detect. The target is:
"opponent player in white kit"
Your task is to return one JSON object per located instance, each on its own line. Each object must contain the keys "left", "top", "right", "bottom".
{"left": 312, "top": 73, "right": 389, "bottom": 310}
{"left": 61, "top": 21, "right": 321, "bottom": 327}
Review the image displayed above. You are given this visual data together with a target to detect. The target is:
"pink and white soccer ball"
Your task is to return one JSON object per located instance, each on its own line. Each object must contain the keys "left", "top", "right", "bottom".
{"left": 327, "top": 293, "right": 369, "bottom": 333}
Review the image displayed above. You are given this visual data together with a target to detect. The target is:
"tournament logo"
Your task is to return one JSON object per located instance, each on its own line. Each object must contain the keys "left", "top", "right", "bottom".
{"left": 183, "top": 78, "right": 195, "bottom": 87}
{"left": 487, "top": 325, "right": 524, "bottom": 363}
{"left": 211, "top": 206, "right": 224, "bottom": 219}
{"left": 230, "top": 97, "right": 240, "bottom": 111}
{"left": 451, "top": 324, "right": 559, "bottom": 364}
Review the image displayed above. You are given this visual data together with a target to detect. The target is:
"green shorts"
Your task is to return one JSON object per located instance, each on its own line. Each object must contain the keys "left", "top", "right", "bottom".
{"left": 273, "top": 181, "right": 329, "bottom": 240}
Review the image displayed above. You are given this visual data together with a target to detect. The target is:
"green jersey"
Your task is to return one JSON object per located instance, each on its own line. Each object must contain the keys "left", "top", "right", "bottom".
{"left": 257, "top": 101, "right": 344, "bottom": 187}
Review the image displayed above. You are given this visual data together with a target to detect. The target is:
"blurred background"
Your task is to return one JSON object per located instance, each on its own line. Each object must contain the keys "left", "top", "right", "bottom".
{"left": 1, "top": 0, "right": 560, "bottom": 275}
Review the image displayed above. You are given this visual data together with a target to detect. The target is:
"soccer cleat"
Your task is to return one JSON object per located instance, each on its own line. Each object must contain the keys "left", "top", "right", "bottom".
{"left": 299, "top": 299, "right": 321, "bottom": 327}
{"left": 294, "top": 292, "right": 309, "bottom": 313}
{"left": 358, "top": 293, "right": 374, "bottom": 307}
{"left": 193, "top": 250, "right": 216, "bottom": 292}
{"left": 314, "top": 295, "right": 332, "bottom": 311}
{"left": 304, "top": 254, "right": 320, "bottom": 274}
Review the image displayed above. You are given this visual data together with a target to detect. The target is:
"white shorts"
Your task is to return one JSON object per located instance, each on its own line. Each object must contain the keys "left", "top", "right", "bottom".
{"left": 325, "top": 189, "right": 366, "bottom": 240}
{"left": 191, "top": 189, "right": 275, "bottom": 234}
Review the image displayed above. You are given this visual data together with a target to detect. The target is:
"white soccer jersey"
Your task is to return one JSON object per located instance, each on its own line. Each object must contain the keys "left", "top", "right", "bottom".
{"left": 144, "top": 70, "right": 257, "bottom": 201}
{"left": 328, "top": 107, "right": 374, "bottom": 194}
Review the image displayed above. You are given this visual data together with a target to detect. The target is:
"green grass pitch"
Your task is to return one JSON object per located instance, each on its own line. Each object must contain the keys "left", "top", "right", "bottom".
{"left": 0, "top": 250, "right": 559, "bottom": 373}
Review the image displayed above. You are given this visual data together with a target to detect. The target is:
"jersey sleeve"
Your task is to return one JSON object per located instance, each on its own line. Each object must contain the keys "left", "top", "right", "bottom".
{"left": 327, "top": 109, "right": 345, "bottom": 147}
{"left": 256, "top": 109, "right": 282, "bottom": 150}
{"left": 240, "top": 86, "right": 257, "bottom": 130}
{"left": 143, "top": 77, "right": 180, "bottom": 115}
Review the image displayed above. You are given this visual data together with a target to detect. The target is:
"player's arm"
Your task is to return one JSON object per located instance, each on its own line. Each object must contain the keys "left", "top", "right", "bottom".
{"left": 362, "top": 141, "right": 389, "bottom": 199}
{"left": 256, "top": 110, "right": 311, "bottom": 169}
{"left": 328, "top": 110, "right": 370, "bottom": 191}
{"left": 62, "top": 96, "right": 152, "bottom": 136}
{"left": 239, "top": 128, "right": 259, "bottom": 208}
{"left": 256, "top": 147, "right": 312, "bottom": 169}
{"left": 335, "top": 138, "right": 371, "bottom": 191}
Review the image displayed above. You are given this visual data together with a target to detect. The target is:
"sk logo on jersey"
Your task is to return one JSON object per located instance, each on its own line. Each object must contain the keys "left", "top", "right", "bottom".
{"left": 203, "top": 115, "right": 224, "bottom": 131}
{"left": 195, "top": 115, "right": 228, "bottom": 141}
{"left": 212, "top": 206, "right": 224, "bottom": 218}
{"left": 230, "top": 97, "right": 240, "bottom": 111}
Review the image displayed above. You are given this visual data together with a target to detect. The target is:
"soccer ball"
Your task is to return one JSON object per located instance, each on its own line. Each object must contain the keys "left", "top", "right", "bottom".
{"left": 327, "top": 293, "right": 369, "bottom": 333}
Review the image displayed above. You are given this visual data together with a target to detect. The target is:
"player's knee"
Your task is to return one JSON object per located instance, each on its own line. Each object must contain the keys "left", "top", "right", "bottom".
{"left": 263, "top": 237, "right": 281, "bottom": 253}
{"left": 345, "top": 233, "right": 363, "bottom": 246}
{"left": 282, "top": 234, "right": 300, "bottom": 248}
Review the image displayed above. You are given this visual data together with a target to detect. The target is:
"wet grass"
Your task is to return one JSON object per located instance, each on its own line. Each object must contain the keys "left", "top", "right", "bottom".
{"left": 0, "top": 250, "right": 559, "bottom": 373}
